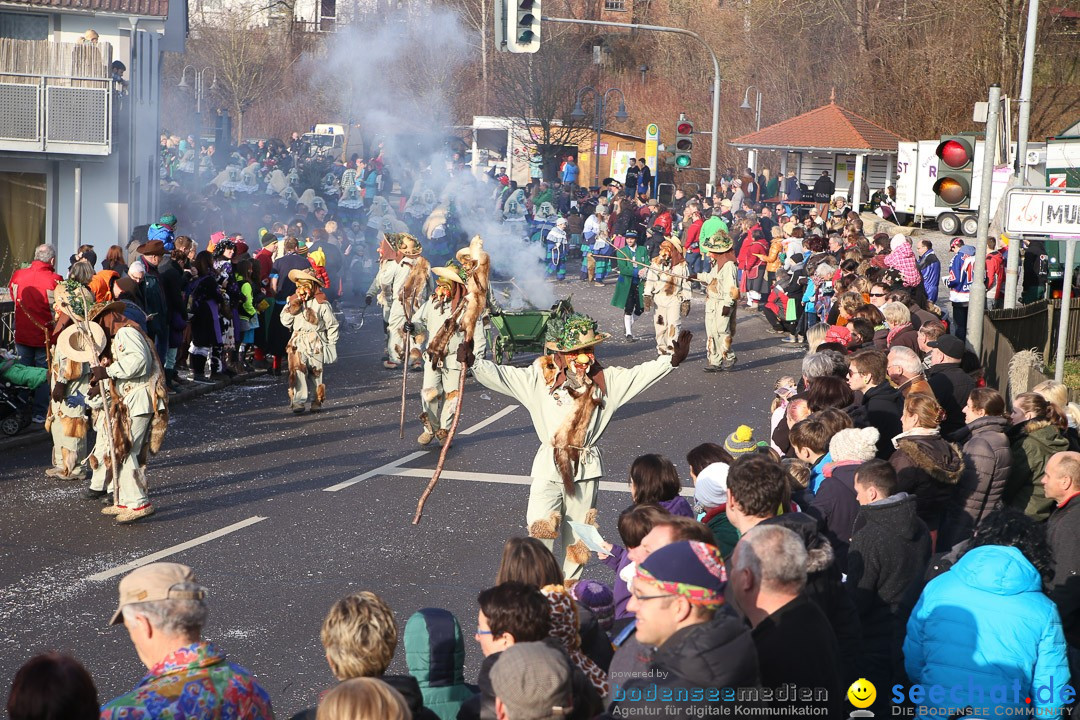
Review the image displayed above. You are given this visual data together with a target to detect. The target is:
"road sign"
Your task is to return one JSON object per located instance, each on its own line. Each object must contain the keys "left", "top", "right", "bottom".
{"left": 644, "top": 123, "right": 659, "bottom": 192}
{"left": 1004, "top": 188, "right": 1080, "bottom": 235}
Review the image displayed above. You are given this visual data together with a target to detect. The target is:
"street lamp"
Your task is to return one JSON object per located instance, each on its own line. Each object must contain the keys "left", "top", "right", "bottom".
{"left": 740, "top": 85, "right": 762, "bottom": 132}
{"left": 572, "top": 86, "right": 629, "bottom": 188}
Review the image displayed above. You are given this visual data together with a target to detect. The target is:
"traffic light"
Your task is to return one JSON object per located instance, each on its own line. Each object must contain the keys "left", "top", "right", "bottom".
{"left": 932, "top": 135, "right": 974, "bottom": 207}
{"left": 496, "top": 0, "right": 540, "bottom": 53}
{"left": 674, "top": 114, "right": 693, "bottom": 169}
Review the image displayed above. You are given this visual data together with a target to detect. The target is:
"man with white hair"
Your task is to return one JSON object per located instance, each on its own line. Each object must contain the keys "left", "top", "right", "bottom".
{"left": 887, "top": 346, "right": 932, "bottom": 398}
{"left": 102, "top": 562, "right": 273, "bottom": 719}
{"left": 729, "top": 524, "right": 843, "bottom": 716}
{"left": 8, "top": 244, "right": 62, "bottom": 422}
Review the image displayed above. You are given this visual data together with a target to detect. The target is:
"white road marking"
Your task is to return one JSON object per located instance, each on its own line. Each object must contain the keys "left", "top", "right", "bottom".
{"left": 460, "top": 404, "right": 519, "bottom": 435}
{"left": 323, "top": 450, "right": 429, "bottom": 492}
{"left": 388, "top": 467, "right": 695, "bottom": 497}
{"left": 87, "top": 516, "right": 269, "bottom": 582}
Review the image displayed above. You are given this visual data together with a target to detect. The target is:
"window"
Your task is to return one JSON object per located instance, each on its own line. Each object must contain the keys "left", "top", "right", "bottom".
{"left": 604, "top": 0, "right": 627, "bottom": 9}
{"left": 0, "top": 12, "right": 48, "bottom": 40}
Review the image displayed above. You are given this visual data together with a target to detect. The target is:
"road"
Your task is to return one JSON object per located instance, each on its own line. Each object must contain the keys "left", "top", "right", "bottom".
{"left": 0, "top": 276, "right": 803, "bottom": 715}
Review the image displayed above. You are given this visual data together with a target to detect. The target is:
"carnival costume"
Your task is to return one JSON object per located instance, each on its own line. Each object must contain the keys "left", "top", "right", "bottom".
{"left": 281, "top": 269, "right": 340, "bottom": 413}
{"left": 386, "top": 234, "right": 432, "bottom": 370}
{"left": 698, "top": 230, "right": 740, "bottom": 371}
{"left": 643, "top": 240, "right": 692, "bottom": 356}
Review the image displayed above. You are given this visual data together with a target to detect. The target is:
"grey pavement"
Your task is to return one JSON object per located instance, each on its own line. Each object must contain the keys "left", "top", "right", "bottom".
{"left": 0, "top": 278, "right": 803, "bottom": 715}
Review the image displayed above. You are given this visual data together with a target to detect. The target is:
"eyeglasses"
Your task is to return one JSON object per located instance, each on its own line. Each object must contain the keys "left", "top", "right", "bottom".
{"left": 475, "top": 629, "right": 493, "bottom": 636}
{"left": 869, "top": 292, "right": 887, "bottom": 297}
{"left": 631, "top": 591, "right": 676, "bottom": 602}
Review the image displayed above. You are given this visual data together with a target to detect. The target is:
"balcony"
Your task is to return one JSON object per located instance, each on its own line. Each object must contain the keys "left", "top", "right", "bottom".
{"left": 0, "top": 39, "right": 113, "bottom": 156}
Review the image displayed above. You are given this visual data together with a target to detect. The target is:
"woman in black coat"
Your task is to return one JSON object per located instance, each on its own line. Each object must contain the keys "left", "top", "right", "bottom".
{"left": 938, "top": 388, "right": 1012, "bottom": 552}
{"left": 183, "top": 251, "right": 226, "bottom": 381}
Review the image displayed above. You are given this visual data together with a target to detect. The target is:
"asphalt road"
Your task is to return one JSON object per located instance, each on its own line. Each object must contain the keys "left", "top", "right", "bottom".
{"left": 0, "top": 274, "right": 804, "bottom": 715}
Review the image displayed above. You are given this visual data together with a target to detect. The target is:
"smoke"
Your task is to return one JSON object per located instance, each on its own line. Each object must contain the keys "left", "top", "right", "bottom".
{"left": 305, "top": 7, "right": 559, "bottom": 310}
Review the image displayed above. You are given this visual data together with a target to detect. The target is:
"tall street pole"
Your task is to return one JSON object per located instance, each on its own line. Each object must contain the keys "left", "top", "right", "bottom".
{"left": 1004, "top": 0, "right": 1040, "bottom": 309}
{"left": 542, "top": 17, "right": 721, "bottom": 193}
{"left": 967, "top": 84, "right": 1001, "bottom": 357}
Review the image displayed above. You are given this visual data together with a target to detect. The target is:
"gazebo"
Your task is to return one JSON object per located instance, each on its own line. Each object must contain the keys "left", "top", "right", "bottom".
{"left": 728, "top": 93, "right": 906, "bottom": 211}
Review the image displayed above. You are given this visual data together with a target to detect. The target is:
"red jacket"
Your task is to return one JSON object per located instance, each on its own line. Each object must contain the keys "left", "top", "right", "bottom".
{"left": 986, "top": 250, "right": 1005, "bottom": 300}
{"left": 684, "top": 218, "right": 704, "bottom": 252}
{"left": 8, "top": 260, "right": 62, "bottom": 347}
{"left": 254, "top": 249, "right": 274, "bottom": 291}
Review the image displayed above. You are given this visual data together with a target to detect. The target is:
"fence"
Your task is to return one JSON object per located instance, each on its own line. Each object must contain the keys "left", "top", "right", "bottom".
{"left": 979, "top": 298, "right": 1080, "bottom": 402}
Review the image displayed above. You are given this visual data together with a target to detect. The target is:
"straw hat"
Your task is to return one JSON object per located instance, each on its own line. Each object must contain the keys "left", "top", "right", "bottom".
{"left": 288, "top": 268, "right": 324, "bottom": 287}
{"left": 56, "top": 322, "right": 107, "bottom": 363}
{"left": 545, "top": 313, "right": 610, "bottom": 353}
{"left": 431, "top": 266, "right": 465, "bottom": 286}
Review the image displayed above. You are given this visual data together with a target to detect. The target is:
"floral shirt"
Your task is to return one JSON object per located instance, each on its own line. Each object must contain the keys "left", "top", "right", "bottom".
{"left": 101, "top": 641, "right": 274, "bottom": 720}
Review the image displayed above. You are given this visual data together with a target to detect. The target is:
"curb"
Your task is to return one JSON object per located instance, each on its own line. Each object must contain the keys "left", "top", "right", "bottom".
{"left": 0, "top": 369, "right": 269, "bottom": 455}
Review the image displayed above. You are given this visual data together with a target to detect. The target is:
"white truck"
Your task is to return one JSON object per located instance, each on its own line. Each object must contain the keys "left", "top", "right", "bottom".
{"left": 893, "top": 138, "right": 1030, "bottom": 236}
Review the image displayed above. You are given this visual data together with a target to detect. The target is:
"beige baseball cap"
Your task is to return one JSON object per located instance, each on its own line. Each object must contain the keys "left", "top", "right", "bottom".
{"left": 109, "top": 562, "right": 203, "bottom": 625}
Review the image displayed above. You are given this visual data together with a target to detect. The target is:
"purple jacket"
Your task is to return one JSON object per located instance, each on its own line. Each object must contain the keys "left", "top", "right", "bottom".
{"left": 601, "top": 496, "right": 694, "bottom": 619}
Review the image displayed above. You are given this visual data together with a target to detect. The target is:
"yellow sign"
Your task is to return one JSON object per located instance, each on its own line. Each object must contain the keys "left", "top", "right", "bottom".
{"left": 647, "top": 123, "right": 659, "bottom": 137}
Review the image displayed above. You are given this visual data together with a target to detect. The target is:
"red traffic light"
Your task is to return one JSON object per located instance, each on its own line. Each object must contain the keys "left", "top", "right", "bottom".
{"left": 936, "top": 138, "right": 973, "bottom": 169}
{"left": 677, "top": 122, "right": 693, "bottom": 134}
{"left": 932, "top": 176, "right": 970, "bottom": 206}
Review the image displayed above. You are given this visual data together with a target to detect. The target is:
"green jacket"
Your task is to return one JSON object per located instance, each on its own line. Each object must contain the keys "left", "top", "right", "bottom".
{"left": 1006, "top": 422, "right": 1070, "bottom": 522}
{"left": 403, "top": 609, "right": 476, "bottom": 720}
{"left": 610, "top": 244, "right": 649, "bottom": 310}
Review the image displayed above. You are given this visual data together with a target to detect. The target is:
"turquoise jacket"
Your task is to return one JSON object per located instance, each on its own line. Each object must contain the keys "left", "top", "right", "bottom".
{"left": 403, "top": 609, "right": 476, "bottom": 720}
{"left": 903, "top": 545, "right": 1070, "bottom": 717}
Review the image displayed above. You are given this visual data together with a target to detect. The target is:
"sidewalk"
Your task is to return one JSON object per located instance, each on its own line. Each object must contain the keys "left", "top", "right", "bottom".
{"left": 0, "top": 369, "right": 268, "bottom": 455}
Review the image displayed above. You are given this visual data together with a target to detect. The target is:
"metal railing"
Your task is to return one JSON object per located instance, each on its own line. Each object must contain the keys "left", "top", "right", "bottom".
{"left": 0, "top": 72, "right": 112, "bottom": 155}
{"left": 0, "top": 301, "right": 13, "bottom": 351}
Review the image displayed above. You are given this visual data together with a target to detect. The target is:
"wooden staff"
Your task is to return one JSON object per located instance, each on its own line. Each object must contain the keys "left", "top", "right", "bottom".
{"left": 593, "top": 254, "right": 709, "bottom": 285}
{"left": 412, "top": 352, "right": 467, "bottom": 525}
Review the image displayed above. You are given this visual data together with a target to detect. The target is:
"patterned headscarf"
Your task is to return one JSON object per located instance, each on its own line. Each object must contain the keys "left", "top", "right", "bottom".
{"left": 540, "top": 585, "right": 609, "bottom": 697}
{"left": 636, "top": 541, "right": 727, "bottom": 609}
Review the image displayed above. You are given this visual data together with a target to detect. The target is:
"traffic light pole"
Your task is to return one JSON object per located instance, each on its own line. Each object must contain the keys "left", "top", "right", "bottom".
{"left": 541, "top": 16, "right": 721, "bottom": 193}
{"left": 967, "top": 84, "right": 1001, "bottom": 358}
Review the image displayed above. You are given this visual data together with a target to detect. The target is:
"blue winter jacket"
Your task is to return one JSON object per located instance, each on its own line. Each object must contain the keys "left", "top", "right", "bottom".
{"left": 903, "top": 545, "right": 1070, "bottom": 718}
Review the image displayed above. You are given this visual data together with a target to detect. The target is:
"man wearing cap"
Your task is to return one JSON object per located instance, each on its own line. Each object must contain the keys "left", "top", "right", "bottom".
{"left": 101, "top": 562, "right": 273, "bottom": 719}
{"left": 608, "top": 541, "right": 758, "bottom": 715}
{"left": 643, "top": 240, "right": 692, "bottom": 356}
{"left": 611, "top": 231, "right": 649, "bottom": 341}
{"left": 698, "top": 229, "right": 739, "bottom": 372}
{"left": 925, "top": 333, "right": 976, "bottom": 435}
{"left": 468, "top": 314, "right": 692, "bottom": 579}
{"left": 81, "top": 301, "right": 169, "bottom": 523}
{"left": 281, "top": 268, "right": 339, "bottom": 413}
{"left": 491, "top": 642, "right": 574, "bottom": 720}
{"left": 387, "top": 234, "right": 431, "bottom": 371}
{"left": 412, "top": 263, "right": 485, "bottom": 445}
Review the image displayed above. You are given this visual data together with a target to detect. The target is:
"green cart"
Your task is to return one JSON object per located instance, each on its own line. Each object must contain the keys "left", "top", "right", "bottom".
{"left": 488, "top": 298, "right": 573, "bottom": 364}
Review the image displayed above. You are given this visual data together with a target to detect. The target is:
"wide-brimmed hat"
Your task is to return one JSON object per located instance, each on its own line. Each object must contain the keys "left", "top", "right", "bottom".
{"left": 431, "top": 265, "right": 465, "bottom": 286}
{"left": 136, "top": 240, "right": 165, "bottom": 256}
{"left": 700, "top": 229, "right": 733, "bottom": 254}
{"left": 56, "top": 322, "right": 107, "bottom": 363}
{"left": 390, "top": 233, "right": 423, "bottom": 256}
{"left": 545, "top": 312, "right": 610, "bottom": 353}
{"left": 87, "top": 300, "right": 126, "bottom": 321}
{"left": 288, "top": 268, "right": 324, "bottom": 288}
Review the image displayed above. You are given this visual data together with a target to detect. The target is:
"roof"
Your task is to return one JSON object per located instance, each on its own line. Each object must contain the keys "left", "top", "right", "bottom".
{"left": 0, "top": 0, "right": 168, "bottom": 16}
{"left": 729, "top": 100, "right": 906, "bottom": 153}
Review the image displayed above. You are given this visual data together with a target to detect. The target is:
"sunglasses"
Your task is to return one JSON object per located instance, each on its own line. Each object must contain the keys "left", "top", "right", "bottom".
{"left": 870, "top": 292, "right": 887, "bottom": 297}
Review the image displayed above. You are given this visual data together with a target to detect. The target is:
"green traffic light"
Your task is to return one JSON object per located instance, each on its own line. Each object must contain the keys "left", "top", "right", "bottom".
{"left": 675, "top": 155, "right": 691, "bottom": 168}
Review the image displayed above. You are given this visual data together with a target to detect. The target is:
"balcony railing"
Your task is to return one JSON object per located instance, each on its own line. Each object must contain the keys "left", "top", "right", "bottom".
{"left": 0, "top": 73, "right": 112, "bottom": 155}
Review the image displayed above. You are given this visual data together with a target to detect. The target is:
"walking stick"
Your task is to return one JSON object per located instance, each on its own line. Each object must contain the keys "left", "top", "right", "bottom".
{"left": 593, "top": 254, "right": 708, "bottom": 285}
{"left": 412, "top": 360, "right": 466, "bottom": 525}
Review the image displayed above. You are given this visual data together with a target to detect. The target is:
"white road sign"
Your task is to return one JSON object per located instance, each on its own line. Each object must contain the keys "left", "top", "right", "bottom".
{"left": 1004, "top": 189, "right": 1080, "bottom": 235}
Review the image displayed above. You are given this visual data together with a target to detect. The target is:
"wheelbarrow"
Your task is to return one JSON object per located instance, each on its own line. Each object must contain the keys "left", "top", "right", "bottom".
{"left": 487, "top": 297, "right": 574, "bottom": 364}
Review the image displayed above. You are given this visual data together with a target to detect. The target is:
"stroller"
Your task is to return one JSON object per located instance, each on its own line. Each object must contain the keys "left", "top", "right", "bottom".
{"left": 0, "top": 351, "right": 46, "bottom": 436}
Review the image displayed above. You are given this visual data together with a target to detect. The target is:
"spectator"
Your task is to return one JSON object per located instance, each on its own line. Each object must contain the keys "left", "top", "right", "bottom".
{"left": 729, "top": 525, "right": 844, "bottom": 717}
{"left": 101, "top": 562, "right": 273, "bottom": 719}
{"left": 915, "top": 239, "right": 940, "bottom": 303}
{"left": 112, "top": 276, "right": 148, "bottom": 331}
{"left": 887, "top": 346, "right": 932, "bottom": 398}
{"left": 904, "top": 509, "right": 1068, "bottom": 717}
{"left": 610, "top": 541, "right": 758, "bottom": 715}
{"left": 599, "top": 504, "right": 672, "bottom": 621}
{"left": 693, "top": 462, "right": 739, "bottom": 558}
{"left": 6, "top": 653, "right": 99, "bottom": 720}
{"left": 924, "top": 333, "right": 976, "bottom": 435}
{"left": 1042, "top": 451, "right": 1080, "bottom": 665}
{"left": 790, "top": 416, "right": 833, "bottom": 494}
{"left": 881, "top": 301, "right": 920, "bottom": 353}
{"left": 889, "top": 392, "right": 963, "bottom": 539}
{"left": 1005, "top": 392, "right": 1070, "bottom": 522}
{"left": 939, "top": 387, "right": 1013, "bottom": 551}
{"left": 403, "top": 609, "right": 475, "bottom": 720}
{"left": 725, "top": 454, "right": 794, "bottom": 533}
{"left": 810, "top": 426, "right": 880, "bottom": 570}
{"left": 495, "top": 538, "right": 612, "bottom": 672}
{"left": 847, "top": 350, "right": 903, "bottom": 458}
{"left": 317, "top": 678, "right": 410, "bottom": 720}
{"left": 1033, "top": 379, "right": 1080, "bottom": 451}
{"left": 8, "top": 244, "right": 62, "bottom": 422}
{"left": 627, "top": 454, "right": 693, "bottom": 517}
{"left": 292, "top": 591, "right": 439, "bottom": 720}
{"left": 985, "top": 236, "right": 1006, "bottom": 309}
{"left": 846, "top": 459, "right": 931, "bottom": 707}
{"left": 490, "top": 643, "right": 573, "bottom": 720}
{"left": 946, "top": 240, "right": 975, "bottom": 339}
{"left": 102, "top": 244, "right": 129, "bottom": 277}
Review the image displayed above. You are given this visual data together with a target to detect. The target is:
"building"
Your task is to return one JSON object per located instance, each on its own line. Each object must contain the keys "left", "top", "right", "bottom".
{"left": 0, "top": 0, "right": 185, "bottom": 280}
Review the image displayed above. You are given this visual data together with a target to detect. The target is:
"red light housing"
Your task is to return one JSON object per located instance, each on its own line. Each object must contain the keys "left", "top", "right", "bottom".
{"left": 677, "top": 122, "right": 693, "bottom": 134}
{"left": 936, "top": 138, "right": 973, "bottom": 169}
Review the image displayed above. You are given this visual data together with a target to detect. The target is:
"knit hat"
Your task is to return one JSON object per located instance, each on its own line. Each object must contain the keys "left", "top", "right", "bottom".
{"left": 158, "top": 213, "right": 177, "bottom": 228}
{"left": 889, "top": 233, "right": 909, "bottom": 250}
{"left": 694, "top": 462, "right": 729, "bottom": 508}
{"left": 570, "top": 580, "right": 614, "bottom": 632}
{"left": 490, "top": 643, "right": 572, "bottom": 720}
{"left": 636, "top": 541, "right": 727, "bottom": 608}
{"left": 828, "top": 427, "right": 881, "bottom": 463}
{"left": 724, "top": 425, "right": 758, "bottom": 455}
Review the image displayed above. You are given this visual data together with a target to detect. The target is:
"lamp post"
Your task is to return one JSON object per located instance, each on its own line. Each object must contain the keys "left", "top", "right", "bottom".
{"left": 177, "top": 66, "right": 217, "bottom": 136}
{"left": 740, "top": 85, "right": 762, "bottom": 132}
{"left": 571, "top": 86, "right": 629, "bottom": 189}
